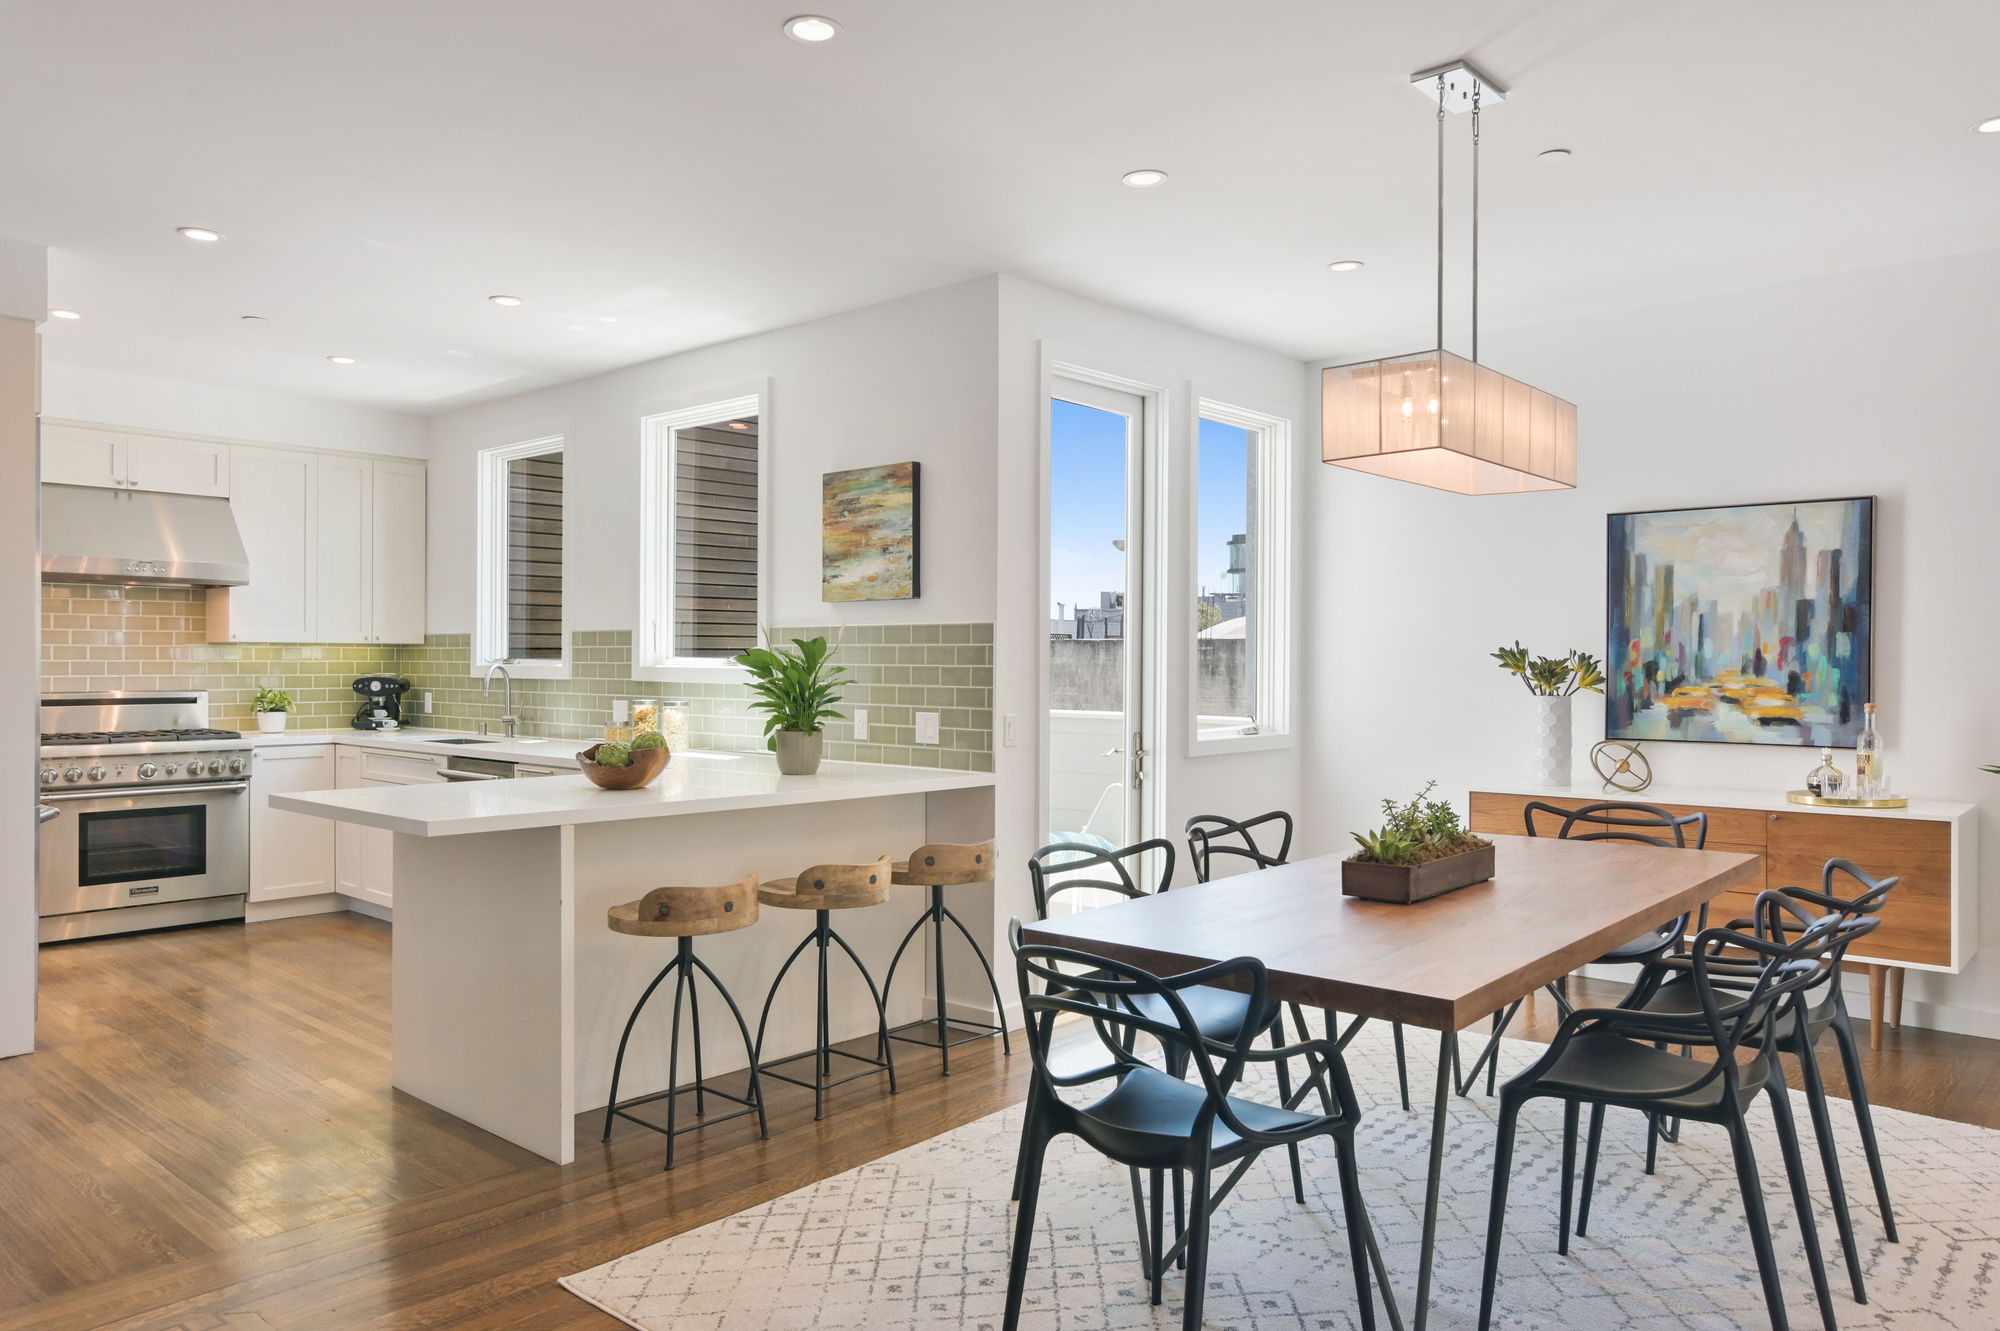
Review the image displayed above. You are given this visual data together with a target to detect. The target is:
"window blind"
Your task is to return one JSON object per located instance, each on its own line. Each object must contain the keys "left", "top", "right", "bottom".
{"left": 673, "top": 420, "right": 758, "bottom": 658}
{"left": 507, "top": 452, "right": 563, "bottom": 660}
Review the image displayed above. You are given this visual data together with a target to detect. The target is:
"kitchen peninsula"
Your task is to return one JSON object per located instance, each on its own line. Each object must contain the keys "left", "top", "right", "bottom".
{"left": 274, "top": 752, "right": 994, "bottom": 1162}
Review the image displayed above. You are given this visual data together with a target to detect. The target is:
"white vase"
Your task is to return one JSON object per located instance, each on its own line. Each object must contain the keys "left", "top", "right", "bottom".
{"left": 1531, "top": 696, "right": 1571, "bottom": 788}
{"left": 257, "top": 712, "right": 288, "bottom": 733}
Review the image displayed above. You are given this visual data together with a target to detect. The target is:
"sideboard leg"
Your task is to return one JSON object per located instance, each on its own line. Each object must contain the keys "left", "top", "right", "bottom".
{"left": 1886, "top": 966, "right": 1905, "bottom": 1032}
{"left": 1867, "top": 965, "right": 1886, "bottom": 1051}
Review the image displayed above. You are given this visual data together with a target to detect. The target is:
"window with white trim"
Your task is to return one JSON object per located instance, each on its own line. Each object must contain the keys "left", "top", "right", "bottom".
{"left": 475, "top": 435, "right": 568, "bottom": 677}
{"left": 638, "top": 394, "right": 764, "bottom": 671}
{"left": 1190, "top": 400, "right": 1290, "bottom": 750}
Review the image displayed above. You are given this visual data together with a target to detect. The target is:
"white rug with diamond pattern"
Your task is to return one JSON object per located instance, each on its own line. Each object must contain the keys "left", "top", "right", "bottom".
{"left": 561, "top": 1027, "right": 2000, "bottom": 1329}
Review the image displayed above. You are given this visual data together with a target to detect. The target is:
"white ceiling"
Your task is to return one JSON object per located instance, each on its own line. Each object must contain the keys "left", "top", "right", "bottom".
{"left": 6, "top": 0, "right": 1997, "bottom": 413}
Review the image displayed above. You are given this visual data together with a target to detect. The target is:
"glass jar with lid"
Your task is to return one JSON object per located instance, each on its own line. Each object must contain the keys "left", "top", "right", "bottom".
{"left": 630, "top": 698, "right": 662, "bottom": 739}
{"left": 658, "top": 699, "right": 690, "bottom": 752}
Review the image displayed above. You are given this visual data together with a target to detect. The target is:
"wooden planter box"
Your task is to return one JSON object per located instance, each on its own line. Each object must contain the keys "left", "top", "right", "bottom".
{"left": 1341, "top": 842, "right": 1496, "bottom": 905}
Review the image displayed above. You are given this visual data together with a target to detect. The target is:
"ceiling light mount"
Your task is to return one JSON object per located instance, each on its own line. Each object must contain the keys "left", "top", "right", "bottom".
{"left": 1326, "top": 260, "right": 1365, "bottom": 272}
{"left": 783, "top": 14, "right": 840, "bottom": 42}
{"left": 1410, "top": 60, "right": 1507, "bottom": 111}
{"left": 1121, "top": 169, "right": 1168, "bottom": 188}
{"left": 176, "top": 226, "right": 223, "bottom": 243}
{"left": 488, "top": 294, "right": 523, "bottom": 306}
{"left": 327, "top": 355, "right": 356, "bottom": 365}
{"left": 48, "top": 309, "right": 81, "bottom": 320}
{"left": 1978, "top": 115, "right": 2000, "bottom": 134}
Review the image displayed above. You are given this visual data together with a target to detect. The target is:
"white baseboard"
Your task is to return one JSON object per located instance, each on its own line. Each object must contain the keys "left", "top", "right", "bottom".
{"left": 245, "top": 894, "right": 347, "bottom": 923}
{"left": 343, "top": 896, "right": 393, "bottom": 923}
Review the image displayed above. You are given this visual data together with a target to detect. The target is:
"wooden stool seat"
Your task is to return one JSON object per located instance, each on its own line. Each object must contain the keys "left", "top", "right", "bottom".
{"left": 608, "top": 875, "right": 760, "bottom": 938}
{"left": 891, "top": 840, "right": 996, "bottom": 887}
{"left": 758, "top": 856, "right": 894, "bottom": 911}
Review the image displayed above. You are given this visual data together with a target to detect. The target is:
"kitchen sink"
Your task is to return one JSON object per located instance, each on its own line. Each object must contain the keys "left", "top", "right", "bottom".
{"left": 423, "top": 737, "right": 499, "bottom": 745}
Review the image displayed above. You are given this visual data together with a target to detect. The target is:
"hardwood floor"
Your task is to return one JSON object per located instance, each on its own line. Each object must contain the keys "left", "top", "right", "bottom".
{"left": 3, "top": 917, "right": 1996, "bottom": 1329}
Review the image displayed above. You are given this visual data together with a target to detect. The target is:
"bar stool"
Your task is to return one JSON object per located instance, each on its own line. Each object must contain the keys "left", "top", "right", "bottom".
{"left": 601, "top": 874, "right": 769, "bottom": 1170}
{"left": 881, "top": 840, "right": 1011, "bottom": 1073}
{"left": 753, "top": 856, "right": 899, "bottom": 1120}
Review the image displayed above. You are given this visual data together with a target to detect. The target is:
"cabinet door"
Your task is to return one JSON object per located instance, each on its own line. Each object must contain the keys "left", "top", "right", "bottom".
{"left": 211, "top": 446, "right": 315, "bottom": 642}
{"left": 315, "top": 454, "right": 372, "bottom": 644}
{"left": 124, "top": 435, "right": 230, "bottom": 496}
{"left": 369, "top": 458, "right": 427, "bottom": 644}
{"left": 1767, "top": 812, "right": 1953, "bottom": 967}
{"left": 333, "top": 749, "right": 365, "bottom": 899}
{"left": 514, "top": 764, "right": 569, "bottom": 778}
{"left": 249, "top": 745, "right": 337, "bottom": 902}
{"left": 357, "top": 821, "right": 396, "bottom": 909}
{"left": 41, "top": 422, "right": 126, "bottom": 488}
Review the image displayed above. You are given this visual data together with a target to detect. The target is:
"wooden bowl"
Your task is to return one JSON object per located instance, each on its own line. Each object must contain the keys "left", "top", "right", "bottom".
{"left": 576, "top": 743, "right": 671, "bottom": 790}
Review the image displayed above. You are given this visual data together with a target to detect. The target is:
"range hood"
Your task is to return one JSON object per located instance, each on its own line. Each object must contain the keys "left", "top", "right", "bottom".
{"left": 41, "top": 483, "right": 250, "bottom": 587}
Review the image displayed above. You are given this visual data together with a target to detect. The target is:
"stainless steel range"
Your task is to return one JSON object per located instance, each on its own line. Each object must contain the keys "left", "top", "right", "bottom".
{"left": 38, "top": 692, "right": 251, "bottom": 942}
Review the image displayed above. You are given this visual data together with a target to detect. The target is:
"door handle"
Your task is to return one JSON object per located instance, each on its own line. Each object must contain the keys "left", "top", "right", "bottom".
{"left": 43, "top": 781, "right": 249, "bottom": 800}
{"left": 38, "top": 805, "right": 61, "bottom": 824}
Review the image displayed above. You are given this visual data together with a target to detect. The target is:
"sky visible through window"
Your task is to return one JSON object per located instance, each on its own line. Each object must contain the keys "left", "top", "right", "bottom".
{"left": 1047, "top": 399, "right": 1249, "bottom": 620}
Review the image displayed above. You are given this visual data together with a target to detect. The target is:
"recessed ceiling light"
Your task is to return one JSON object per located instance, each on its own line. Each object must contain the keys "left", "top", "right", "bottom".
{"left": 1538, "top": 147, "right": 1573, "bottom": 160}
{"left": 177, "top": 226, "right": 223, "bottom": 242}
{"left": 1121, "top": 169, "right": 1168, "bottom": 188}
{"left": 727, "top": 421, "right": 752, "bottom": 431}
{"left": 240, "top": 314, "right": 265, "bottom": 321}
{"left": 488, "top": 294, "right": 523, "bottom": 306}
{"left": 1326, "top": 260, "right": 1365, "bottom": 273}
{"left": 783, "top": 14, "right": 840, "bottom": 42}
{"left": 1978, "top": 116, "right": 2000, "bottom": 134}
{"left": 327, "top": 355, "right": 356, "bottom": 365}
{"left": 48, "top": 308, "right": 81, "bottom": 319}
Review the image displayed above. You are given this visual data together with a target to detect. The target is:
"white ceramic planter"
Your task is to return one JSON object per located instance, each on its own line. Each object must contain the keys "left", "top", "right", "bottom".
{"left": 774, "top": 729, "right": 823, "bottom": 775}
{"left": 257, "top": 712, "right": 289, "bottom": 733}
{"left": 1532, "top": 695, "right": 1571, "bottom": 788}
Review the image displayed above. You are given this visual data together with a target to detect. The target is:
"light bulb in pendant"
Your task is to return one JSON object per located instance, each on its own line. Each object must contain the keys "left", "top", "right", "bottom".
{"left": 1428, "top": 397, "right": 1439, "bottom": 415}
{"left": 1401, "top": 397, "right": 1414, "bottom": 419}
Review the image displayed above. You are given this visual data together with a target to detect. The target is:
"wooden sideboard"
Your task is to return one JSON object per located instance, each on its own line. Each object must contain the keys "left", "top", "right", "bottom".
{"left": 1469, "top": 784, "right": 1980, "bottom": 1045}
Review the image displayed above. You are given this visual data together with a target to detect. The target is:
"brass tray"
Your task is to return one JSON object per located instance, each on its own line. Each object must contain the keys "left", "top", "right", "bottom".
{"left": 1785, "top": 790, "right": 1909, "bottom": 809}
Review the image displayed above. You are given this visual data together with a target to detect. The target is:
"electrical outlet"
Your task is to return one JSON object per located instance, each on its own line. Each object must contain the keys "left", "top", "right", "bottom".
{"left": 853, "top": 708, "right": 869, "bottom": 739}
{"left": 915, "top": 711, "right": 940, "bottom": 744}
{"left": 1003, "top": 713, "right": 1018, "bottom": 747}
{"left": 421, "top": 691, "right": 433, "bottom": 713}
{"left": 612, "top": 699, "right": 630, "bottom": 722}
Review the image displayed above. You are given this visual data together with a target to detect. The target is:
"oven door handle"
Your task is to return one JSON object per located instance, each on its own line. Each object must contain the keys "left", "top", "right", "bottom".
{"left": 38, "top": 804, "right": 61, "bottom": 823}
{"left": 42, "top": 781, "right": 251, "bottom": 800}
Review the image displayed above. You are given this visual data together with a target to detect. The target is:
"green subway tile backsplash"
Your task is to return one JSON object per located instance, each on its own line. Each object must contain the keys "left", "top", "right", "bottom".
{"left": 41, "top": 583, "right": 992, "bottom": 773}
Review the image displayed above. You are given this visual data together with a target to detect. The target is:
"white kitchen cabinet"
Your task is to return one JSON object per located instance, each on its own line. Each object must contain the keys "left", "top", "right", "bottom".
{"left": 514, "top": 764, "right": 570, "bottom": 778}
{"left": 369, "top": 458, "right": 427, "bottom": 644}
{"left": 209, "top": 445, "right": 316, "bottom": 643}
{"left": 41, "top": 421, "right": 230, "bottom": 497}
{"left": 335, "top": 746, "right": 445, "bottom": 908}
{"left": 334, "top": 749, "right": 366, "bottom": 899}
{"left": 249, "top": 744, "right": 337, "bottom": 902}
{"left": 315, "top": 453, "right": 371, "bottom": 644}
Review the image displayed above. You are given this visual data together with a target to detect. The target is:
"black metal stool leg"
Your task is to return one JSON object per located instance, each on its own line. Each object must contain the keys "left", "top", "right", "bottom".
{"left": 815, "top": 915, "right": 831, "bottom": 1119}
{"left": 829, "top": 923, "right": 898, "bottom": 1094}
{"left": 663, "top": 953, "right": 689, "bottom": 1169}
{"left": 932, "top": 887, "right": 951, "bottom": 1073}
{"left": 602, "top": 953, "right": 685, "bottom": 1143}
{"left": 756, "top": 910, "right": 899, "bottom": 1117}
{"left": 941, "top": 901, "right": 1013, "bottom": 1055}
{"left": 687, "top": 957, "right": 705, "bottom": 1117}
{"left": 685, "top": 948, "right": 769, "bottom": 1141}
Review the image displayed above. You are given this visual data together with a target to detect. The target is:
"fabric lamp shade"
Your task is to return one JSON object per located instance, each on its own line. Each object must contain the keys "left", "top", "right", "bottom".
{"left": 1322, "top": 348, "right": 1577, "bottom": 494}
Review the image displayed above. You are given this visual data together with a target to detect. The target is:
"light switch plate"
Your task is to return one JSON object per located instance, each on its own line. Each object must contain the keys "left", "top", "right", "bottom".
{"left": 421, "top": 691, "right": 433, "bottom": 713}
{"left": 612, "top": 699, "right": 630, "bottom": 722}
{"left": 1003, "top": 713, "right": 1018, "bottom": 746}
{"left": 854, "top": 708, "right": 869, "bottom": 739}
{"left": 915, "top": 711, "right": 940, "bottom": 744}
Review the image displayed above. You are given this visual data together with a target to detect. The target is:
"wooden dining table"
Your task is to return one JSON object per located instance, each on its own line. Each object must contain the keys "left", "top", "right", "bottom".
{"left": 1020, "top": 832, "right": 1761, "bottom": 1331}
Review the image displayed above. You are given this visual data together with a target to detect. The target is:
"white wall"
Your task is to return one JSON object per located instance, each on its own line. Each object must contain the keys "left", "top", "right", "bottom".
{"left": 992, "top": 275, "right": 1310, "bottom": 982}
{"left": 424, "top": 278, "right": 999, "bottom": 635}
{"left": 1302, "top": 247, "right": 2000, "bottom": 1035}
{"left": 41, "top": 362, "right": 427, "bottom": 458}
{"left": 1, "top": 241, "right": 45, "bottom": 1058}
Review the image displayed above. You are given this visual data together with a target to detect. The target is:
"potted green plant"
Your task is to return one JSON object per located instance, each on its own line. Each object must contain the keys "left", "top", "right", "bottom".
{"left": 1342, "top": 782, "right": 1495, "bottom": 904}
{"left": 734, "top": 633, "right": 846, "bottom": 775}
{"left": 253, "top": 687, "right": 293, "bottom": 733}
{"left": 1492, "top": 641, "right": 1605, "bottom": 788}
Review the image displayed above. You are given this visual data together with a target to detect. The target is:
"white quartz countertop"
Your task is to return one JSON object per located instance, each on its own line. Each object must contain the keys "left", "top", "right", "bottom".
{"left": 251, "top": 726, "right": 584, "bottom": 767}
{"left": 270, "top": 749, "right": 995, "bottom": 836}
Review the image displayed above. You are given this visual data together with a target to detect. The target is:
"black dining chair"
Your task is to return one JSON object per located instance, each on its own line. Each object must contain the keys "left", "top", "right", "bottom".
{"left": 1596, "top": 859, "right": 1900, "bottom": 1304}
{"left": 1186, "top": 811, "right": 1412, "bottom": 1113}
{"left": 1477, "top": 905, "right": 1841, "bottom": 1331}
{"left": 1004, "top": 919, "right": 1384, "bottom": 1331}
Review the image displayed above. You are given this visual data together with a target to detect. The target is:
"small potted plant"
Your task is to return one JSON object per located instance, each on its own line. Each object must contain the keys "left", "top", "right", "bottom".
{"left": 252, "top": 687, "right": 293, "bottom": 733}
{"left": 1342, "top": 782, "right": 1495, "bottom": 904}
{"left": 735, "top": 632, "right": 846, "bottom": 775}
{"left": 1492, "top": 641, "right": 1604, "bottom": 788}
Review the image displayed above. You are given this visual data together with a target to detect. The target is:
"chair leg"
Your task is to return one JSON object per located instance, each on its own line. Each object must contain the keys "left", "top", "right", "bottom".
{"left": 1270, "top": 1022, "right": 1306, "bottom": 1205}
{"left": 1477, "top": 1093, "right": 1526, "bottom": 1331}
{"left": 601, "top": 954, "right": 683, "bottom": 1143}
{"left": 685, "top": 949, "right": 770, "bottom": 1140}
{"left": 1577, "top": 1102, "right": 1605, "bottom": 1237}
{"left": 828, "top": 924, "right": 899, "bottom": 1095}
{"left": 941, "top": 900, "right": 1014, "bottom": 1055}
{"left": 1485, "top": 1011, "right": 1500, "bottom": 1097}
{"left": 662, "top": 958, "right": 689, "bottom": 1170}
{"left": 1181, "top": 1156, "right": 1214, "bottom": 1331}
{"left": 878, "top": 900, "right": 933, "bottom": 1037}
{"left": 1127, "top": 1167, "right": 1152, "bottom": 1280}
{"left": 1795, "top": 1031, "right": 1866, "bottom": 1303}
{"left": 1558, "top": 1099, "right": 1579, "bottom": 1255}
{"left": 1148, "top": 1167, "right": 1166, "bottom": 1305}
{"left": 1766, "top": 1079, "right": 1839, "bottom": 1331}
{"left": 1002, "top": 1112, "right": 1052, "bottom": 1331}
{"left": 1726, "top": 1105, "right": 1794, "bottom": 1331}
{"left": 1394, "top": 1022, "right": 1411, "bottom": 1112}
{"left": 1832, "top": 1009, "right": 1899, "bottom": 1242}
{"left": 1171, "top": 1169, "right": 1186, "bottom": 1270}
{"left": 1644, "top": 1112, "right": 1661, "bottom": 1175}
{"left": 686, "top": 956, "right": 705, "bottom": 1117}
{"left": 750, "top": 928, "right": 818, "bottom": 1073}
{"left": 1331, "top": 1129, "right": 1380, "bottom": 1331}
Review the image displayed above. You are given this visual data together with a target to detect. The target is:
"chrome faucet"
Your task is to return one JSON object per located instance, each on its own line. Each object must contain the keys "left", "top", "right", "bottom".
{"left": 483, "top": 661, "right": 519, "bottom": 738}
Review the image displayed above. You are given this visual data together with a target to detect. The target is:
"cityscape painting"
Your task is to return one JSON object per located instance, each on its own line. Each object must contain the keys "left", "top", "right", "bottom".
{"left": 1606, "top": 496, "right": 1874, "bottom": 748}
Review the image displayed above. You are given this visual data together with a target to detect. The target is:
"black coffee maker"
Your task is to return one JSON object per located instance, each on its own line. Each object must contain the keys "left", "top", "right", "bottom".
{"left": 352, "top": 675, "right": 413, "bottom": 730}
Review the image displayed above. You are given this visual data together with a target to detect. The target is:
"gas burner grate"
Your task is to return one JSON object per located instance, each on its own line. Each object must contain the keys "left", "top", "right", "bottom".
{"left": 40, "top": 728, "right": 244, "bottom": 744}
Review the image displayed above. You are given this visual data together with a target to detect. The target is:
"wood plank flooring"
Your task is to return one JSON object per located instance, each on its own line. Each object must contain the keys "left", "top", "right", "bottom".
{"left": 2, "top": 917, "right": 1996, "bottom": 1329}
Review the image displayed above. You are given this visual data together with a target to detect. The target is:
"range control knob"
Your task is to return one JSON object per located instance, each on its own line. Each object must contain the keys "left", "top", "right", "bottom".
{"left": 62, "top": 766, "right": 83, "bottom": 783}
{"left": 163, "top": 762, "right": 179, "bottom": 776}
{"left": 39, "top": 768, "right": 57, "bottom": 785}
{"left": 228, "top": 757, "right": 247, "bottom": 775}
{"left": 86, "top": 766, "right": 107, "bottom": 782}
{"left": 205, "top": 759, "right": 226, "bottom": 776}
{"left": 137, "top": 763, "right": 159, "bottom": 779}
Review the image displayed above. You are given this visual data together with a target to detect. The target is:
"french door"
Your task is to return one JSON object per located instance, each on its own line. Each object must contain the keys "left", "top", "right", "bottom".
{"left": 1045, "top": 374, "right": 1157, "bottom": 869}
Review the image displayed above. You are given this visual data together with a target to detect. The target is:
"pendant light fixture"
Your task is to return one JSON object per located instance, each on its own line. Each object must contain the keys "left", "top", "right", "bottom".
{"left": 1322, "top": 62, "right": 1577, "bottom": 495}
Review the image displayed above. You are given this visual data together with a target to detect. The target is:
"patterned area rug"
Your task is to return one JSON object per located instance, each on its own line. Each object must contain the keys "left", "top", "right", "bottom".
{"left": 561, "top": 1027, "right": 2000, "bottom": 1329}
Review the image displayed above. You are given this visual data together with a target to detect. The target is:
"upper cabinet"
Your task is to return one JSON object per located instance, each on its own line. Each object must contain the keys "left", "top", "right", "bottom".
{"left": 202, "top": 442, "right": 426, "bottom": 647}
{"left": 42, "top": 421, "right": 230, "bottom": 496}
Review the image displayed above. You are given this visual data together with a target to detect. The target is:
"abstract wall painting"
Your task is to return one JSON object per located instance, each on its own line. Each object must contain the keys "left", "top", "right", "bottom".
{"left": 822, "top": 461, "right": 921, "bottom": 601}
{"left": 1606, "top": 496, "right": 1874, "bottom": 748}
